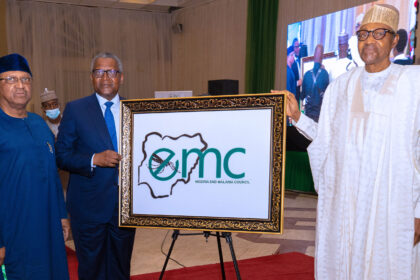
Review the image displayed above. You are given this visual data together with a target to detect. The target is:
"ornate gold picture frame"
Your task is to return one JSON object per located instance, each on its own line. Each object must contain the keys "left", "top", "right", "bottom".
{"left": 301, "top": 51, "right": 336, "bottom": 78}
{"left": 119, "top": 93, "right": 287, "bottom": 234}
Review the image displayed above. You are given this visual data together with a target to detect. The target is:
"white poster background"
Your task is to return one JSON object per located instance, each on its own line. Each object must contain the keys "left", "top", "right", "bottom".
{"left": 132, "top": 109, "right": 272, "bottom": 219}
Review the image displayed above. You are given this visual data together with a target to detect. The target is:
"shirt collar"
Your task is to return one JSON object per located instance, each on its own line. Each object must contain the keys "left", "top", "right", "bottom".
{"left": 96, "top": 93, "right": 120, "bottom": 108}
{"left": 313, "top": 62, "right": 321, "bottom": 73}
{"left": 394, "top": 53, "right": 408, "bottom": 60}
{"left": 362, "top": 62, "right": 393, "bottom": 78}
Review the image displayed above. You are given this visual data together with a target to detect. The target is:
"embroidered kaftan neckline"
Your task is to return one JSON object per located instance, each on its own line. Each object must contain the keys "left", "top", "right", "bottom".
{"left": 361, "top": 64, "right": 394, "bottom": 111}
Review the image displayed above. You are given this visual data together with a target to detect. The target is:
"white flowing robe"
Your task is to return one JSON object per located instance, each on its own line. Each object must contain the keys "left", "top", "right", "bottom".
{"left": 295, "top": 63, "right": 420, "bottom": 279}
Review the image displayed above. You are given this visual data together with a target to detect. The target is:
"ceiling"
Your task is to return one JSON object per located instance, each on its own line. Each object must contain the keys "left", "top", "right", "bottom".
{"left": 27, "top": 0, "right": 210, "bottom": 12}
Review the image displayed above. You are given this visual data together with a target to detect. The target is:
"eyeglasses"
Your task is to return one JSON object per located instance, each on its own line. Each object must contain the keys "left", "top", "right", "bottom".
{"left": 0, "top": 76, "right": 32, "bottom": 84}
{"left": 42, "top": 101, "right": 59, "bottom": 110}
{"left": 356, "top": 28, "right": 395, "bottom": 41}
{"left": 92, "top": 69, "right": 120, "bottom": 79}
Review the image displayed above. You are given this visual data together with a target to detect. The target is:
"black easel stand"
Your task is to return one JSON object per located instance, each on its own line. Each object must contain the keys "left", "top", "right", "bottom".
{"left": 159, "top": 230, "right": 242, "bottom": 280}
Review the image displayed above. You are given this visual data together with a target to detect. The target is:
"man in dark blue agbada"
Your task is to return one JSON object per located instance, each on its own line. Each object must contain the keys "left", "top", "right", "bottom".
{"left": 0, "top": 53, "right": 69, "bottom": 280}
{"left": 301, "top": 44, "right": 329, "bottom": 122}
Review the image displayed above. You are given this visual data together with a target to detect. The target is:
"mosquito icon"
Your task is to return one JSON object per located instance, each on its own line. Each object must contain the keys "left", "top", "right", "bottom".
{"left": 148, "top": 153, "right": 180, "bottom": 174}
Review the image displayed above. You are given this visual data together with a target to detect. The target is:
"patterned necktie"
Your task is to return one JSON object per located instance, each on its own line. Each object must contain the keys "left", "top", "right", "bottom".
{"left": 104, "top": 101, "right": 118, "bottom": 152}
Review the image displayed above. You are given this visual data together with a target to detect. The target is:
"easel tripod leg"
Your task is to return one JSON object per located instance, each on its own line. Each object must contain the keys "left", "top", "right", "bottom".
{"left": 216, "top": 232, "right": 226, "bottom": 280}
{"left": 159, "top": 230, "right": 180, "bottom": 280}
{"left": 225, "top": 232, "right": 242, "bottom": 280}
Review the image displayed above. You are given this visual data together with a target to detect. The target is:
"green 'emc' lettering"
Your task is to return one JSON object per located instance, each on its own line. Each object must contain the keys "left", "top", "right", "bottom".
{"left": 223, "top": 148, "right": 246, "bottom": 179}
{"left": 149, "top": 147, "right": 246, "bottom": 180}
{"left": 182, "top": 148, "right": 222, "bottom": 178}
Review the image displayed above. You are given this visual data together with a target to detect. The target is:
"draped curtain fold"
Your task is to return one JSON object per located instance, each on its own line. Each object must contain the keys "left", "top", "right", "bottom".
{"left": 6, "top": 0, "right": 172, "bottom": 114}
{"left": 245, "top": 0, "right": 279, "bottom": 93}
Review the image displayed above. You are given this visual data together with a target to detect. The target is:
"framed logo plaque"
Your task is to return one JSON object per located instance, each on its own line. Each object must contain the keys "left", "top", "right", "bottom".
{"left": 119, "top": 93, "right": 287, "bottom": 234}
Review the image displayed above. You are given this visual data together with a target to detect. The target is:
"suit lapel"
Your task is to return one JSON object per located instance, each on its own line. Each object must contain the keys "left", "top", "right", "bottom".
{"left": 86, "top": 93, "right": 114, "bottom": 151}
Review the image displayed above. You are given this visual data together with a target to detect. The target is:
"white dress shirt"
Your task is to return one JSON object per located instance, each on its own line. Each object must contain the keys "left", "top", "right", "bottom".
{"left": 91, "top": 93, "right": 121, "bottom": 168}
{"left": 95, "top": 93, "right": 120, "bottom": 148}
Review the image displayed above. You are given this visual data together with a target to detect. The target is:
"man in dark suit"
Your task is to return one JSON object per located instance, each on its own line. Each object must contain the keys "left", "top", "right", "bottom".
{"left": 56, "top": 52, "right": 135, "bottom": 280}
{"left": 286, "top": 46, "right": 297, "bottom": 97}
{"left": 291, "top": 38, "right": 302, "bottom": 101}
{"left": 301, "top": 44, "right": 329, "bottom": 123}
{"left": 393, "top": 29, "right": 413, "bottom": 65}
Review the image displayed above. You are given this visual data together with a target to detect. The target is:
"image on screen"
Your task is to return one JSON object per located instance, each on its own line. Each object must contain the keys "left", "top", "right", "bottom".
{"left": 285, "top": 0, "right": 417, "bottom": 107}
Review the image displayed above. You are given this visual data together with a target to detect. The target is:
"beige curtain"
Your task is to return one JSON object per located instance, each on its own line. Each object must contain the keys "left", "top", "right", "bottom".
{"left": 7, "top": 0, "right": 172, "bottom": 114}
{"left": 6, "top": 0, "right": 248, "bottom": 115}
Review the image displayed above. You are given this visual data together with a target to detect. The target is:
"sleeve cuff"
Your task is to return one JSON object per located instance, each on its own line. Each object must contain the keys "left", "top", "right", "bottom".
{"left": 295, "top": 113, "right": 311, "bottom": 127}
{"left": 294, "top": 113, "right": 316, "bottom": 141}
{"left": 91, "top": 154, "right": 96, "bottom": 171}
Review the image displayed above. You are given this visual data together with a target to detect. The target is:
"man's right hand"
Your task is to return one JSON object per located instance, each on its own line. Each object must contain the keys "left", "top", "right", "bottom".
{"left": 93, "top": 150, "right": 122, "bottom": 167}
{"left": 271, "top": 90, "right": 301, "bottom": 122}
{"left": 0, "top": 246, "right": 5, "bottom": 266}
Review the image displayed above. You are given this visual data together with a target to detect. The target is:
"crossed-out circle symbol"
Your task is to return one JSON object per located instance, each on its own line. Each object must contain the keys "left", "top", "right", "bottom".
{"left": 148, "top": 148, "right": 179, "bottom": 181}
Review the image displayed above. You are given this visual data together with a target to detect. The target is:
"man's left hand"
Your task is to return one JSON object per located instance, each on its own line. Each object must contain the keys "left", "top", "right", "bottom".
{"left": 414, "top": 218, "right": 420, "bottom": 246}
{"left": 62, "top": 219, "right": 70, "bottom": 241}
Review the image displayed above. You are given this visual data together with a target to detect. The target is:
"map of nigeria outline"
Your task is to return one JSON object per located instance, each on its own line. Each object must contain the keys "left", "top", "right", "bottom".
{"left": 137, "top": 132, "right": 208, "bottom": 199}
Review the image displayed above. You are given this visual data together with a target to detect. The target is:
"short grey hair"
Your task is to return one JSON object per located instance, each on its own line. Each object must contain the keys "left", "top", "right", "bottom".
{"left": 90, "top": 52, "right": 123, "bottom": 73}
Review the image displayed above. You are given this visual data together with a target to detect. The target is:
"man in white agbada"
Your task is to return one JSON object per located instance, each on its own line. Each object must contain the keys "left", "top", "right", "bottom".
{"left": 286, "top": 4, "right": 420, "bottom": 279}
{"left": 349, "top": 13, "right": 365, "bottom": 67}
{"left": 329, "top": 32, "right": 357, "bottom": 81}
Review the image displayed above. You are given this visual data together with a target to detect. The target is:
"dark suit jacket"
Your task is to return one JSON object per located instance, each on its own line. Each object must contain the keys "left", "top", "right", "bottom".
{"left": 393, "top": 58, "right": 413, "bottom": 65}
{"left": 291, "top": 58, "right": 301, "bottom": 100}
{"left": 56, "top": 93, "right": 122, "bottom": 224}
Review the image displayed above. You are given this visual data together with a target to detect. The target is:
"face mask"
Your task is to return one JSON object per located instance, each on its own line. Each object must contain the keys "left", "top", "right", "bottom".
{"left": 46, "top": 108, "right": 60, "bottom": 120}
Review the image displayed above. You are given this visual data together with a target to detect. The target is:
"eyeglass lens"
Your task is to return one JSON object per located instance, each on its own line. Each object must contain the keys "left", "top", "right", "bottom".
{"left": 357, "top": 28, "right": 391, "bottom": 41}
{"left": 0, "top": 76, "right": 32, "bottom": 84}
{"left": 92, "top": 69, "right": 119, "bottom": 78}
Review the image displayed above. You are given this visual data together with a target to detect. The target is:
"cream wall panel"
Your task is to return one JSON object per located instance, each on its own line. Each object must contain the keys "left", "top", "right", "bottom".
{"left": 171, "top": 0, "right": 247, "bottom": 95}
